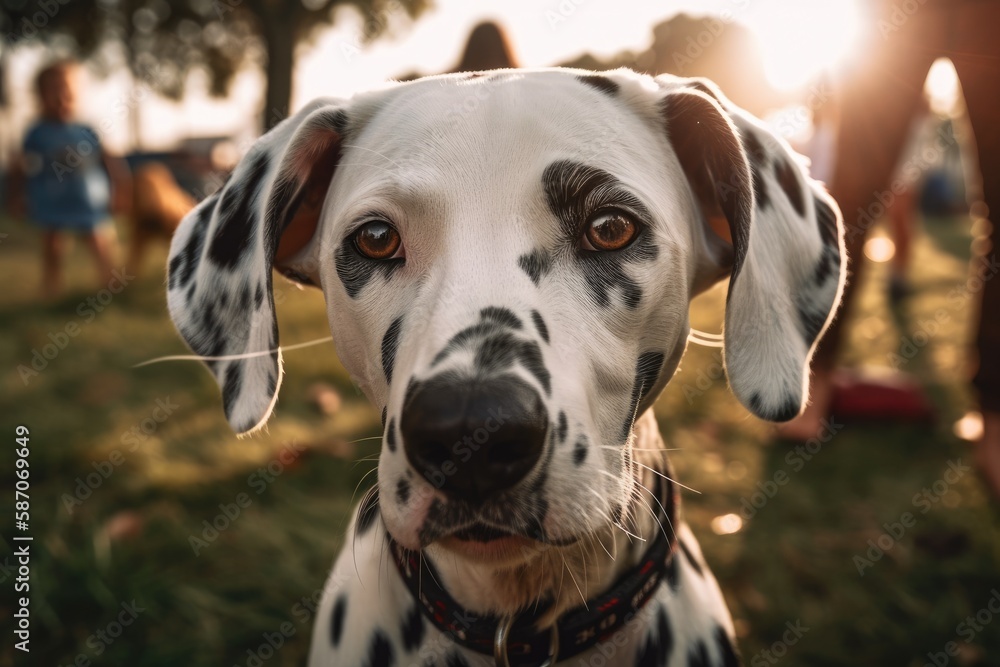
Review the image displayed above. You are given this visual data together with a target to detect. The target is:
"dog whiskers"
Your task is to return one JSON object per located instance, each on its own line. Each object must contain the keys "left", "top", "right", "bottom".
{"left": 132, "top": 336, "right": 333, "bottom": 367}
{"left": 349, "top": 468, "right": 379, "bottom": 506}
{"left": 562, "top": 555, "right": 589, "bottom": 610}
{"left": 632, "top": 487, "right": 667, "bottom": 543}
{"left": 634, "top": 461, "right": 702, "bottom": 495}
{"left": 351, "top": 485, "right": 379, "bottom": 585}
{"left": 597, "top": 445, "right": 684, "bottom": 452}
{"left": 634, "top": 477, "right": 678, "bottom": 542}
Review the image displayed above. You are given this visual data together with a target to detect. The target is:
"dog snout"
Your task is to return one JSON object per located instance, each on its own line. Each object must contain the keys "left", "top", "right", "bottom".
{"left": 401, "top": 375, "right": 548, "bottom": 504}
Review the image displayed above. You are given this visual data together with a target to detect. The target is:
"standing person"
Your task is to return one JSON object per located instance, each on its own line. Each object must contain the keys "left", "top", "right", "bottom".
{"left": 782, "top": 1, "right": 1000, "bottom": 497}
{"left": 8, "top": 59, "right": 128, "bottom": 297}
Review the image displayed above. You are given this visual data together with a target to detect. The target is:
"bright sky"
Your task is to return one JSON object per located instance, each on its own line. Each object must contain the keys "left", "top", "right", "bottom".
{"left": 2, "top": 0, "right": 872, "bottom": 154}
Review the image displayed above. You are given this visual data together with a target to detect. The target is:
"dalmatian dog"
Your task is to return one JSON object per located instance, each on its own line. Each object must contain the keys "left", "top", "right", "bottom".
{"left": 166, "top": 68, "right": 844, "bottom": 666}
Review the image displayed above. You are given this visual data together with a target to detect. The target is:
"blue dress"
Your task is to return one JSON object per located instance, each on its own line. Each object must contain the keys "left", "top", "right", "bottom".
{"left": 22, "top": 121, "right": 111, "bottom": 231}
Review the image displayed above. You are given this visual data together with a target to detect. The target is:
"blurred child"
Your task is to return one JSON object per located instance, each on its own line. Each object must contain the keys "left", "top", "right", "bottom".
{"left": 10, "top": 59, "right": 128, "bottom": 297}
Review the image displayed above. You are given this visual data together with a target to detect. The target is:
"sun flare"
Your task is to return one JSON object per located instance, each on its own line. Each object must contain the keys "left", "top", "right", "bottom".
{"left": 751, "top": 0, "right": 865, "bottom": 90}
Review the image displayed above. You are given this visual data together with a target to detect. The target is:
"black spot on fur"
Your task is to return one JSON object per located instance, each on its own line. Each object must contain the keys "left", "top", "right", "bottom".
{"left": 636, "top": 607, "right": 673, "bottom": 666}
{"left": 329, "top": 595, "right": 347, "bottom": 646}
{"left": 810, "top": 244, "right": 838, "bottom": 286}
{"left": 381, "top": 406, "right": 387, "bottom": 427}
{"left": 515, "top": 340, "right": 550, "bottom": 394}
{"left": 531, "top": 310, "right": 549, "bottom": 343}
{"left": 578, "top": 74, "right": 620, "bottom": 96}
{"left": 687, "top": 639, "right": 710, "bottom": 667}
{"left": 774, "top": 158, "right": 805, "bottom": 216}
{"left": 470, "top": 334, "right": 551, "bottom": 395}
{"left": 622, "top": 352, "right": 665, "bottom": 438}
{"left": 170, "top": 201, "right": 213, "bottom": 290}
{"left": 680, "top": 539, "right": 704, "bottom": 576}
{"left": 749, "top": 160, "right": 770, "bottom": 210}
{"left": 518, "top": 249, "right": 551, "bottom": 286}
{"left": 235, "top": 284, "right": 250, "bottom": 312}
{"left": 741, "top": 129, "right": 768, "bottom": 166}
{"left": 797, "top": 302, "right": 830, "bottom": 345}
{"left": 381, "top": 316, "right": 404, "bottom": 383}
{"left": 716, "top": 626, "right": 741, "bottom": 667}
{"left": 814, "top": 194, "right": 840, "bottom": 249}
{"left": 335, "top": 242, "right": 404, "bottom": 298}
{"left": 474, "top": 333, "right": 520, "bottom": 372}
{"left": 747, "top": 393, "right": 800, "bottom": 422}
{"left": 542, "top": 160, "right": 659, "bottom": 309}
{"left": 254, "top": 282, "right": 265, "bottom": 309}
{"left": 741, "top": 130, "right": 771, "bottom": 211}
{"left": 573, "top": 437, "right": 588, "bottom": 465}
{"left": 208, "top": 151, "right": 270, "bottom": 269}
{"left": 363, "top": 630, "right": 394, "bottom": 667}
{"left": 666, "top": 553, "right": 680, "bottom": 591}
{"left": 401, "top": 604, "right": 424, "bottom": 651}
{"left": 480, "top": 306, "right": 522, "bottom": 329}
{"left": 557, "top": 411, "right": 568, "bottom": 443}
{"left": 221, "top": 363, "right": 243, "bottom": 421}
{"left": 356, "top": 489, "right": 380, "bottom": 535}
{"left": 386, "top": 418, "right": 397, "bottom": 453}
{"left": 396, "top": 477, "right": 410, "bottom": 505}
{"left": 433, "top": 322, "right": 501, "bottom": 366}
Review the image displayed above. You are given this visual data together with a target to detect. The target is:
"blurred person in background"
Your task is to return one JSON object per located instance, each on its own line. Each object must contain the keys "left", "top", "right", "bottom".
{"left": 7, "top": 59, "right": 129, "bottom": 297}
{"left": 451, "top": 20, "right": 520, "bottom": 72}
{"left": 783, "top": 0, "right": 1000, "bottom": 498}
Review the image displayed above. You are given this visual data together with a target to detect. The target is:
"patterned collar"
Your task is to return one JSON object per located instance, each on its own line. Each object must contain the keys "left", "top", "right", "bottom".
{"left": 389, "top": 478, "right": 678, "bottom": 666}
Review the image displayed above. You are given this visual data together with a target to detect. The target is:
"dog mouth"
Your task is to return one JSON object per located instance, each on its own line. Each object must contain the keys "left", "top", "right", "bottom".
{"left": 450, "top": 521, "right": 518, "bottom": 543}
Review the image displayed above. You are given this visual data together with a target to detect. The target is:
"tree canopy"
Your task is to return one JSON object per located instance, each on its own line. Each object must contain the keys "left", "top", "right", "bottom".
{"left": 1, "top": 0, "right": 431, "bottom": 127}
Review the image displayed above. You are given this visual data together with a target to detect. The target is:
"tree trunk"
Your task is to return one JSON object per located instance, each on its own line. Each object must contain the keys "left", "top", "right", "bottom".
{"left": 260, "top": 11, "right": 296, "bottom": 131}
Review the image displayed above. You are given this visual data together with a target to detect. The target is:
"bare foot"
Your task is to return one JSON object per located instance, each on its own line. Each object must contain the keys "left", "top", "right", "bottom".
{"left": 974, "top": 411, "right": 1000, "bottom": 500}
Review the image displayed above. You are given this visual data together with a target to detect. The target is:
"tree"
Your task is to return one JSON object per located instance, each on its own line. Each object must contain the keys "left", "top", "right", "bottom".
{"left": 0, "top": 0, "right": 431, "bottom": 129}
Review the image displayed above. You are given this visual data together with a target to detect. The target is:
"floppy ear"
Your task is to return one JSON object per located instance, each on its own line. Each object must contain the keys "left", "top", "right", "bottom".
{"left": 659, "top": 77, "right": 845, "bottom": 422}
{"left": 166, "top": 98, "right": 348, "bottom": 434}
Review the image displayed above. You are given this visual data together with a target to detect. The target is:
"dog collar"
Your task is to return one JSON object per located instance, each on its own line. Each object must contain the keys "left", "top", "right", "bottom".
{"left": 389, "top": 479, "right": 678, "bottom": 666}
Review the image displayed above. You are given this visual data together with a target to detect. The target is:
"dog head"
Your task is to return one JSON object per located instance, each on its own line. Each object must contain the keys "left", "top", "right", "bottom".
{"left": 167, "top": 69, "right": 843, "bottom": 568}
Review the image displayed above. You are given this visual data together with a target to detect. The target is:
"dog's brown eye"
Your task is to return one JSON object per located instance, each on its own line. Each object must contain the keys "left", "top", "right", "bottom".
{"left": 584, "top": 211, "right": 638, "bottom": 251}
{"left": 353, "top": 220, "right": 402, "bottom": 260}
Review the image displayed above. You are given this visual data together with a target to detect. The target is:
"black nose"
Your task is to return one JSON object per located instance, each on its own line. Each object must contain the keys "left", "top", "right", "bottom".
{"left": 401, "top": 375, "right": 548, "bottom": 504}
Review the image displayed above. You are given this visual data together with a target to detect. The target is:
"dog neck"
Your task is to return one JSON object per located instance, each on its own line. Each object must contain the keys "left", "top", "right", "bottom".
{"left": 421, "top": 408, "right": 675, "bottom": 628}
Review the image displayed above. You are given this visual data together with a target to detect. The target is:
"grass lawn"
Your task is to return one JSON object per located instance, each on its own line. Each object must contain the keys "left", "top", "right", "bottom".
{"left": 1, "top": 211, "right": 997, "bottom": 667}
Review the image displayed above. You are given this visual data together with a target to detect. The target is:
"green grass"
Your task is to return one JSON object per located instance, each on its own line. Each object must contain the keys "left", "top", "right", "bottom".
{"left": 1, "top": 213, "right": 997, "bottom": 666}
